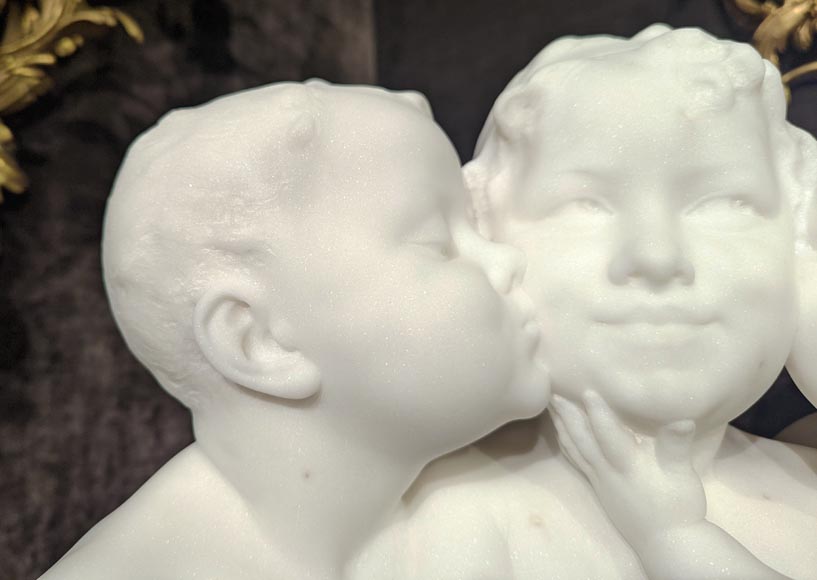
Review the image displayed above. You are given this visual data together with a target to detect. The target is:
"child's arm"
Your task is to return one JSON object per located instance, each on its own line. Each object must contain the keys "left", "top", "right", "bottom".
{"left": 550, "top": 392, "right": 793, "bottom": 580}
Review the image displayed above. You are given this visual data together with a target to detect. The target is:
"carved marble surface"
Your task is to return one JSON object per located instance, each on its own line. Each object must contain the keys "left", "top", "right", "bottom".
{"left": 2, "top": 1, "right": 816, "bottom": 579}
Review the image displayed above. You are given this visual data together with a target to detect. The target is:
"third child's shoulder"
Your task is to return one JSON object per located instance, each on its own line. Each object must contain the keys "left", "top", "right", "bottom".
{"left": 715, "top": 426, "right": 817, "bottom": 509}
{"left": 406, "top": 445, "right": 511, "bottom": 508}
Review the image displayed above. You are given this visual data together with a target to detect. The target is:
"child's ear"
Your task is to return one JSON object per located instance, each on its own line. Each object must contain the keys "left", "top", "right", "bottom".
{"left": 787, "top": 127, "right": 817, "bottom": 406}
{"left": 494, "top": 86, "right": 540, "bottom": 142}
{"left": 193, "top": 284, "right": 321, "bottom": 400}
{"left": 789, "top": 248, "right": 817, "bottom": 407}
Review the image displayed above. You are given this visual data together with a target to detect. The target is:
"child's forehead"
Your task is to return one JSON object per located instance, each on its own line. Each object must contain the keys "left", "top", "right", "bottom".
{"left": 541, "top": 76, "right": 764, "bottom": 140}
{"left": 520, "top": 92, "right": 773, "bottom": 184}
{"left": 550, "top": 66, "right": 674, "bottom": 112}
{"left": 542, "top": 54, "right": 770, "bottom": 123}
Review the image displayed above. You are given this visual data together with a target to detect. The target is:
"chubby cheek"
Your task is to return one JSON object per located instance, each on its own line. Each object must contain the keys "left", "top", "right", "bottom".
{"left": 412, "top": 264, "right": 523, "bottom": 417}
{"left": 512, "top": 233, "right": 604, "bottom": 325}
{"left": 511, "top": 236, "right": 602, "bottom": 394}
{"left": 790, "top": 258, "right": 817, "bottom": 406}
{"left": 334, "top": 258, "right": 514, "bottom": 399}
{"left": 688, "top": 230, "right": 798, "bottom": 397}
{"left": 695, "top": 230, "right": 796, "bottom": 327}
{"left": 417, "top": 263, "right": 514, "bottom": 369}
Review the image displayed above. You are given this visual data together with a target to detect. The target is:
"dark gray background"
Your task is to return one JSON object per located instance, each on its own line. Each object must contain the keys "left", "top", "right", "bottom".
{"left": 1, "top": 1, "right": 815, "bottom": 577}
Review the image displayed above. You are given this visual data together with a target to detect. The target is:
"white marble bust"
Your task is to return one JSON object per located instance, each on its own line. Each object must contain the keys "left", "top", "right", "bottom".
{"left": 36, "top": 26, "right": 817, "bottom": 580}
{"left": 38, "top": 81, "right": 549, "bottom": 580}
{"left": 355, "top": 25, "right": 817, "bottom": 580}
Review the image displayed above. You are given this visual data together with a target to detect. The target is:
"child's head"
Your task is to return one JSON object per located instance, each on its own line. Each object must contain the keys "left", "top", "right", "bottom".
{"left": 103, "top": 81, "right": 548, "bottom": 459}
{"left": 469, "top": 24, "right": 809, "bottom": 240}
{"left": 466, "top": 26, "right": 817, "bottom": 431}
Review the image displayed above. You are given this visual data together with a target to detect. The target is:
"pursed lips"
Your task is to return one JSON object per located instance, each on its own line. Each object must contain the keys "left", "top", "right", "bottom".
{"left": 510, "top": 292, "right": 543, "bottom": 354}
{"left": 592, "top": 307, "right": 716, "bottom": 353}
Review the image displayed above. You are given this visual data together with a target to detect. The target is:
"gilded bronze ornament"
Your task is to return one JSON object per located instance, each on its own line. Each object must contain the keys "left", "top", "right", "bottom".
{"left": 728, "top": 0, "right": 817, "bottom": 98}
{"left": 0, "top": 0, "right": 142, "bottom": 202}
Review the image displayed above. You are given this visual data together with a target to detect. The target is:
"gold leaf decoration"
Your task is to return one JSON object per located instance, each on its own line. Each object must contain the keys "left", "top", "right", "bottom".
{"left": 727, "top": 0, "right": 817, "bottom": 99}
{"left": 793, "top": 17, "right": 814, "bottom": 50}
{"left": 0, "top": 0, "right": 143, "bottom": 202}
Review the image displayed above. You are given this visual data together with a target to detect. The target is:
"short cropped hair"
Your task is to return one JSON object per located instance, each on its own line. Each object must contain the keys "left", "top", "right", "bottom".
{"left": 103, "top": 81, "right": 431, "bottom": 408}
{"left": 466, "top": 24, "right": 817, "bottom": 253}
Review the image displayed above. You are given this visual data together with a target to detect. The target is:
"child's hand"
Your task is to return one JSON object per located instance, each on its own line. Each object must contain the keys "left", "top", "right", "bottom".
{"left": 549, "top": 391, "right": 706, "bottom": 550}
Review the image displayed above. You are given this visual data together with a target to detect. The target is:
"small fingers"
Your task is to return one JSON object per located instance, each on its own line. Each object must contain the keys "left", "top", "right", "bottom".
{"left": 582, "top": 390, "right": 636, "bottom": 471}
{"left": 550, "top": 395, "right": 606, "bottom": 470}
{"left": 655, "top": 419, "right": 696, "bottom": 470}
{"left": 551, "top": 410, "right": 594, "bottom": 479}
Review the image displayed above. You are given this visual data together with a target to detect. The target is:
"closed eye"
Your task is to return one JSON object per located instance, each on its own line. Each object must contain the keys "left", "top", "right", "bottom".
{"left": 410, "top": 239, "right": 455, "bottom": 259}
{"left": 546, "top": 196, "right": 614, "bottom": 217}
{"left": 687, "top": 195, "right": 762, "bottom": 216}
{"left": 567, "top": 197, "right": 612, "bottom": 213}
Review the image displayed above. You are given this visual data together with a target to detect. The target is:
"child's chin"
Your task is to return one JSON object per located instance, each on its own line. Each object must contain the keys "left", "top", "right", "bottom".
{"left": 510, "top": 370, "right": 551, "bottom": 421}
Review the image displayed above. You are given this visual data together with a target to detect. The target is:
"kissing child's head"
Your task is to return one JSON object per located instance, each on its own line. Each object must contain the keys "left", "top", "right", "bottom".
{"left": 103, "top": 81, "right": 549, "bottom": 460}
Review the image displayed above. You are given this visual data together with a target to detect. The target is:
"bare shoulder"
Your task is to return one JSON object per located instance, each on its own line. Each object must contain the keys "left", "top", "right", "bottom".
{"left": 706, "top": 427, "right": 817, "bottom": 579}
{"left": 715, "top": 426, "right": 817, "bottom": 511}
{"left": 36, "top": 499, "right": 157, "bottom": 580}
{"left": 388, "top": 446, "right": 513, "bottom": 580}
{"left": 37, "top": 445, "right": 252, "bottom": 580}
{"left": 402, "top": 445, "right": 510, "bottom": 532}
{"left": 406, "top": 418, "right": 558, "bottom": 511}
{"left": 384, "top": 428, "right": 558, "bottom": 579}
{"left": 394, "top": 418, "right": 642, "bottom": 580}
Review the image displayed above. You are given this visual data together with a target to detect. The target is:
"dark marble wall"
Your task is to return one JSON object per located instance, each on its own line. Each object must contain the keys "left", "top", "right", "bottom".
{"left": 375, "top": 0, "right": 817, "bottom": 158}
{"left": 0, "top": 1, "right": 373, "bottom": 578}
{"left": 1, "top": 1, "right": 816, "bottom": 578}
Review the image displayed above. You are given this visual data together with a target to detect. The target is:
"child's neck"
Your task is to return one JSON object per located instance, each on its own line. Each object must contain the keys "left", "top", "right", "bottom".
{"left": 192, "top": 404, "right": 423, "bottom": 580}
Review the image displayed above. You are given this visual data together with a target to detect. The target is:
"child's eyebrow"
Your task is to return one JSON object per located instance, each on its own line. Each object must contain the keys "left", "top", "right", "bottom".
{"left": 542, "top": 169, "right": 618, "bottom": 190}
{"left": 673, "top": 162, "right": 776, "bottom": 189}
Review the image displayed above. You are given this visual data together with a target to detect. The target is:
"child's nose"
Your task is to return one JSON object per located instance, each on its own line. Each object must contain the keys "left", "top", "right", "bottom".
{"left": 607, "top": 215, "right": 695, "bottom": 289}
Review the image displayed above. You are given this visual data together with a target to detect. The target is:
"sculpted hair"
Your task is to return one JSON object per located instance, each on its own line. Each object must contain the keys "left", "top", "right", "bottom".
{"left": 102, "top": 83, "right": 323, "bottom": 408}
{"left": 103, "top": 82, "right": 434, "bottom": 409}
{"left": 466, "top": 24, "right": 817, "bottom": 252}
